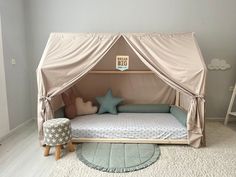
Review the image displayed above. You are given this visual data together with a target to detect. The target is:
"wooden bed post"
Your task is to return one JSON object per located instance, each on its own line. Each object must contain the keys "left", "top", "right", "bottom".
{"left": 175, "top": 91, "right": 180, "bottom": 106}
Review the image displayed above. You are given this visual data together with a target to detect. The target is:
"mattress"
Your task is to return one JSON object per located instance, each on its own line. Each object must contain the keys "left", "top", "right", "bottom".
{"left": 71, "top": 113, "right": 187, "bottom": 140}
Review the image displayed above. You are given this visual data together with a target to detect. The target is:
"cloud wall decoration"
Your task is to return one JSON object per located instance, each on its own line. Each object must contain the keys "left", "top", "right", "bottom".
{"left": 208, "top": 58, "right": 231, "bottom": 70}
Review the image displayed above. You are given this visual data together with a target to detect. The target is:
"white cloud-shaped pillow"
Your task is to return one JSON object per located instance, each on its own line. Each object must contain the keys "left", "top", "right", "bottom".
{"left": 75, "top": 97, "right": 98, "bottom": 116}
{"left": 208, "top": 58, "right": 231, "bottom": 70}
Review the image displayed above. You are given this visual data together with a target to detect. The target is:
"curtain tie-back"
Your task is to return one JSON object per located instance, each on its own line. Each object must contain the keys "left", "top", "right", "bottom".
{"left": 194, "top": 95, "right": 204, "bottom": 99}
{"left": 39, "top": 96, "right": 52, "bottom": 114}
{"left": 39, "top": 96, "right": 51, "bottom": 102}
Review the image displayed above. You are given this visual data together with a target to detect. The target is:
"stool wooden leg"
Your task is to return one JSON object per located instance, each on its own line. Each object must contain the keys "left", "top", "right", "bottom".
{"left": 44, "top": 145, "right": 50, "bottom": 156}
{"left": 68, "top": 141, "right": 75, "bottom": 152}
{"left": 55, "top": 145, "right": 61, "bottom": 160}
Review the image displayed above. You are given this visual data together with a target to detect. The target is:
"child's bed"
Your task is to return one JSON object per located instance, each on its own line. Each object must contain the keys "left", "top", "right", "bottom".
{"left": 37, "top": 33, "right": 206, "bottom": 147}
{"left": 71, "top": 112, "right": 188, "bottom": 144}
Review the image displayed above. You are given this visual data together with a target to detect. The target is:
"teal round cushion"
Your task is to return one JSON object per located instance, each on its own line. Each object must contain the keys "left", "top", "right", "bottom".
{"left": 43, "top": 118, "right": 72, "bottom": 146}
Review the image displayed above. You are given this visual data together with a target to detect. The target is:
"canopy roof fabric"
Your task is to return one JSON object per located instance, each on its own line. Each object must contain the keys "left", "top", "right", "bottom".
{"left": 37, "top": 32, "right": 207, "bottom": 148}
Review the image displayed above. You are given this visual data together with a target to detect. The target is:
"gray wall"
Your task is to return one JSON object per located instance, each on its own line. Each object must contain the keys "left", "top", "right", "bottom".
{"left": 25, "top": 0, "right": 236, "bottom": 117}
{"left": 0, "top": 0, "right": 32, "bottom": 129}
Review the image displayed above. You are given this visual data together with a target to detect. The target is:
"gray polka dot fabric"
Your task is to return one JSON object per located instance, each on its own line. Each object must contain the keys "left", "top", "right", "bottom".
{"left": 43, "top": 118, "right": 72, "bottom": 146}
{"left": 71, "top": 113, "right": 187, "bottom": 139}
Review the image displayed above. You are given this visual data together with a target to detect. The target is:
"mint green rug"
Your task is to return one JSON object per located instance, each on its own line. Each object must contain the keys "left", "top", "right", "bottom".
{"left": 76, "top": 143, "right": 160, "bottom": 173}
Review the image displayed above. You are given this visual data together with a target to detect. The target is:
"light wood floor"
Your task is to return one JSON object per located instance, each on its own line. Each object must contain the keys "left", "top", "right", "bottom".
{"left": 0, "top": 119, "right": 236, "bottom": 177}
{"left": 0, "top": 120, "right": 56, "bottom": 177}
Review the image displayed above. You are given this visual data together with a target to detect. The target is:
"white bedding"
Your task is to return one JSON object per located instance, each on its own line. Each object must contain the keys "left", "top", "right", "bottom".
{"left": 71, "top": 113, "right": 187, "bottom": 140}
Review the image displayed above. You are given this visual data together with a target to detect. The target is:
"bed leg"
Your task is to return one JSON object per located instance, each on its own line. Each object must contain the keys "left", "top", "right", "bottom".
{"left": 201, "top": 128, "right": 206, "bottom": 147}
{"left": 68, "top": 141, "right": 75, "bottom": 152}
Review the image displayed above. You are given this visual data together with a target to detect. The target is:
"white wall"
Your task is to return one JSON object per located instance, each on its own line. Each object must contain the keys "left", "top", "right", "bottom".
{"left": 0, "top": 0, "right": 32, "bottom": 130}
{"left": 25, "top": 0, "right": 236, "bottom": 118}
{"left": 0, "top": 15, "right": 10, "bottom": 138}
{"left": 1, "top": 0, "right": 234, "bottom": 134}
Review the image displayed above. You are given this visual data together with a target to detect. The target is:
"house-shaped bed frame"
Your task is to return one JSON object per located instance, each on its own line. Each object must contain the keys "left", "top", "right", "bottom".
{"left": 37, "top": 33, "right": 207, "bottom": 148}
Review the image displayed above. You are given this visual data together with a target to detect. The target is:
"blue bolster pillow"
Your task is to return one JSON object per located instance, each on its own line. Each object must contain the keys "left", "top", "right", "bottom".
{"left": 117, "top": 104, "right": 170, "bottom": 113}
{"left": 170, "top": 105, "right": 187, "bottom": 127}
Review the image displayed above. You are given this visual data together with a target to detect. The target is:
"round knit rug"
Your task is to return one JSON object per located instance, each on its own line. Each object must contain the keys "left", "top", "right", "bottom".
{"left": 76, "top": 143, "right": 160, "bottom": 173}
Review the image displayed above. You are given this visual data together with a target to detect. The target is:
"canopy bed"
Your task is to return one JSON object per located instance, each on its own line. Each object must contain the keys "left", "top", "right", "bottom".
{"left": 37, "top": 32, "right": 207, "bottom": 148}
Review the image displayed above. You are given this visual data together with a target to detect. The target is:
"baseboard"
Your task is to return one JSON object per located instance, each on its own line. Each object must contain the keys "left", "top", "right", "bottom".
{"left": 0, "top": 118, "right": 34, "bottom": 142}
{"left": 206, "top": 117, "right": 224, "bottom": 121}
{"left": 206, "top": 117, "right": 236, "bottom": 122}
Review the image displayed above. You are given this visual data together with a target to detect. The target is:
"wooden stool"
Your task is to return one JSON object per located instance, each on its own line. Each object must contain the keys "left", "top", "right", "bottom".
{"left": 43, "top": 118, "right": 75, "bottom": 160}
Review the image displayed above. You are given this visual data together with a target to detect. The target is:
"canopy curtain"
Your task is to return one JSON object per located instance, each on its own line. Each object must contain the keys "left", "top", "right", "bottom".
{"left": 37, "top": 32, "right": 206, "bottom": 148}
{"left": 122, "top": 33, "right": 206, "bottom": 147}
{"left": 37, "top": 33, "right": 121, "bottom": 144}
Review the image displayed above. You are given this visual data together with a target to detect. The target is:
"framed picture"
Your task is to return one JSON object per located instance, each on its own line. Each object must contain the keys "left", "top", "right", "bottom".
{"left": 116, "top": 55, "right": 129, "bottom": 71}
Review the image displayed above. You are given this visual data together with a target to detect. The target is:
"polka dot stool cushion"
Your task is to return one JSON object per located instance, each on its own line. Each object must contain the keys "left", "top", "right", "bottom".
{"left": 43, "top": 118, "right": 72, "bottom": 146}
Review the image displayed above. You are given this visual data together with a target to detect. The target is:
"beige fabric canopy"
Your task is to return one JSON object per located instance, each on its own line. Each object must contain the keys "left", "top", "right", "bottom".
{"left": 37, "top": 32, "right": 207, "bottom": 148}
